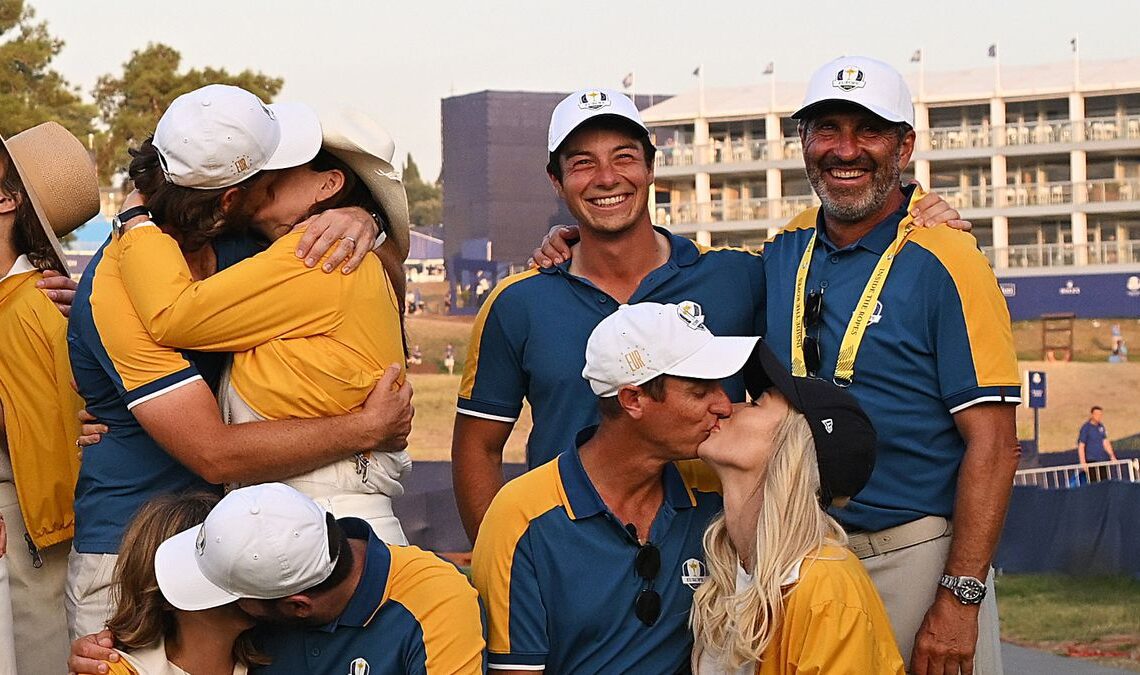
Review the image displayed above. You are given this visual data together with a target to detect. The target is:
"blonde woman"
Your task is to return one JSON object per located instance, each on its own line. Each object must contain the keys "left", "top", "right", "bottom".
{"left": 691, "top": 342, "right": 903, "bottom": 674}
{"left": 103, "top": 491, "right": 266, "bottom": 674}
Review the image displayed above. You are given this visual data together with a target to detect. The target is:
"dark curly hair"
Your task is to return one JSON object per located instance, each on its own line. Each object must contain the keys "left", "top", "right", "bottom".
{"left": 128, "top": 137, "right": 270, "bottom": 252}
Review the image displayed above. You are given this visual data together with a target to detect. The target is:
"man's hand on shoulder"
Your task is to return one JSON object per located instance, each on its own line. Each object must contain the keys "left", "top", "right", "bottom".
{"left": 37, "top": 269, "right": 77, "bottom": 317}
{"left": 529, "top": 224, "right": 580, "bottom": 268}
{"left": 910, "top": 592, "right": 980, "bottom": 675}
{"left": 68, "top": 629, "right": 117, "bottom": 675}
{"left": 908, "top": 189, "right": 972, "bottom": 232}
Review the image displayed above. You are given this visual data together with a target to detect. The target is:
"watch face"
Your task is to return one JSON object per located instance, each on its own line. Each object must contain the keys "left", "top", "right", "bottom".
{"left": 957, "top": 577, "right": 986, "bottom": 603}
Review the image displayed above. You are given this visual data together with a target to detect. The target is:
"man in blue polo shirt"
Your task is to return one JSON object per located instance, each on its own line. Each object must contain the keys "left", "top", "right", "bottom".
{"left": 70, "top": 483, "right": 486, "bottom": 674}
{"left": 472, "top": 302, "right": 757, "bottom": 674}
{"left": 452, "top": 88, "right": 765, "bottom": 542}
{"left": 1077, "top": 405, "right": 1117, "bottom": 480}
{"left": 761, "top": 56, "right": 1022, "bottom": 675}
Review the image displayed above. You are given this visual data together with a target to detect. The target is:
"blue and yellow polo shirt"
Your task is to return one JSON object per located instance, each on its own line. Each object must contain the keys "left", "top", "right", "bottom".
{"left": 255, "top": 518, "right": 486, "bottom": 675}
{"left": 458, "top": 228, "right": 765, "bottom": 468}
{"left": 471, "top": 435, "right": 722, "bottom": 673}
{"left": 67, "top": 233, "right": 258, "bottom": 553}
{"left": 762, "top": 185, "right": 1021, "bottom": 533}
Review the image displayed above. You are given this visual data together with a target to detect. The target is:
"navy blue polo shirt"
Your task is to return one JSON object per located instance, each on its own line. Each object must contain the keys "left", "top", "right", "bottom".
{"left": 762, "top": 186, "right": 1021, "bottom": 532}
{"left": 68, "top": 233, "right": 258, "bottom": 553}
{"left": 471, "top": 432, "right": 723, "bottom": 674}
{"left": 457, "top": 228, "right": 765, "bottom": 468}
{"left": 255, "top": 518, "right": 486, "bottom": 674}
{"left": 1077, "top": 421, "right": 1110, "bottom": 461}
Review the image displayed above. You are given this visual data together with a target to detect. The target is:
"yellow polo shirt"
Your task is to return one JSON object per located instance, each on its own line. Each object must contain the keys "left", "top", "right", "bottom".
{"left": 0, "top": 256, "right": 81, "bottom": 548}
{"left": 743, "top": 546, "right": 904, "bottom": 675}
{"left": 117, "top": 226, "right": 404, "bottom": 420}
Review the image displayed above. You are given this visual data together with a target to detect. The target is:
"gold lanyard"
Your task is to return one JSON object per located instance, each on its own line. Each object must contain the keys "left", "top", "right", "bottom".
{"left": 790, "top": 214, "right": 916, "bottom": 385}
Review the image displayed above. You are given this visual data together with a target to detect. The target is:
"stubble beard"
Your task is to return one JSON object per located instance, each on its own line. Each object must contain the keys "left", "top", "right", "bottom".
{"left": 806, "top": 147, "right": 903, "bottom": 224}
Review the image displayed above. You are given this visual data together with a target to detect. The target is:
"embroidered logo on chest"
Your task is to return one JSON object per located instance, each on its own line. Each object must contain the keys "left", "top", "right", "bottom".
{"left": 681, "top": 558, "right": 708, "bottom": 589}
{"left": 348, "top": 657, "right": 370, "bottom": 675}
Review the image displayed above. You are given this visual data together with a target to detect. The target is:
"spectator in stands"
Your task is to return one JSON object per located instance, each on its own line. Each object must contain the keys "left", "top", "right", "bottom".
{"left": 0, "top": 121, "right": 98, "bottom": 674}
{"left": 1077, "top": 406, "right": 1117, "bottom": 481}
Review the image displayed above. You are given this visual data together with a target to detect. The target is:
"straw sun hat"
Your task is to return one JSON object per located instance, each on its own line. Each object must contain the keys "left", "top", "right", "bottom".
{"left": 1, "top": 122, "right": 100, "bottom": 273}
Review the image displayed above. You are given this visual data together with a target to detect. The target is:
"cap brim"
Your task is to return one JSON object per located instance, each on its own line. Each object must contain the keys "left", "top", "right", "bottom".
{"left": 742, "top": 340, "right": 804, "bottom": 408}
{"left": 154, "top": 525, "right": 241, "bottom": 611}
{"left": 548, "top": 112, "right": 649, "bottom": 153}
{"left": 790, "top": 99, "right": 910, "bottom": 125}
{"left": 665, "top": 335, "right": 760, "bottom": 381}
{"left": 262, "top": 102, "right": 323, "bottom": 171}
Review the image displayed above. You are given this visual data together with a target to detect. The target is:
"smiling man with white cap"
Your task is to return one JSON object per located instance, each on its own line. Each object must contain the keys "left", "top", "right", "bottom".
{"left": 65, "top": 84, "right": 413, "bottom": 639}
{"left": 759, "top": 55, "right": 1022, "bottom": 675}
{"left": 472, "top": 301, "right": 757, "bottom": 674}
{"left": 452, "top": 89, "right": 767, "bottom": 544}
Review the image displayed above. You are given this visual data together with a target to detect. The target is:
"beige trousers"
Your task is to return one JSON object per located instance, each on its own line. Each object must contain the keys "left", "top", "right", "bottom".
{"left": 0, "top": 480, "right": 70, "bottom": 675}
{"left": 857, "top": 523, "right": 1002, "bottom": 674}
{"left": 64, "top": 549, "right": 118, "bottom": 641}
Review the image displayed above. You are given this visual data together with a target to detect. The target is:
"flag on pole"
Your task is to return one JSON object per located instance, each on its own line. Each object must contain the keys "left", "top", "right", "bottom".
{"left": 1070, "top": 37, "right": 1078, "bottom": 53}
{"left": 622, "top": 72, "right": 634, "bottom": 89}
{"left": 692, "top": 65, "right": 702, "bottom": 77}
{"left": 762, "top": 61, "right": 774, "bottom": 75}
{"left": 987, "top": 44, "right": 997, "bottom": 58}
{"left": 910, "top": 49, "right": 922, "bottom": 63}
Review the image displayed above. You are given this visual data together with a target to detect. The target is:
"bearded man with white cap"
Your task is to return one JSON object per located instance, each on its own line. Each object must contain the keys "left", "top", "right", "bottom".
{"left": 759, "top": 56, "right": 1021, "bottom": 675}
{"left": 472, "top": 301, "right": 757, "bottom": 674}
{"left": 66, "top": 85, "right": 414, "bottom": 638}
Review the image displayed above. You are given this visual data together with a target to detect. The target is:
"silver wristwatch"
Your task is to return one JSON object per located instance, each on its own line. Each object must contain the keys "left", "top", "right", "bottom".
{"left": 939, "top": 574, "right": 986, "bottom": 605}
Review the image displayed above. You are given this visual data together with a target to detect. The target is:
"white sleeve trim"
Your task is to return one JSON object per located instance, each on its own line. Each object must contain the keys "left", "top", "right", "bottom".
{"left": 126, "top": 374, "right": 204, "bottom": 410}
{"left": 948, "top": 393, "right": 1022, "bottom": 415}
{"left": 456, "top": 407, "right": 518, "bottom": 423}
{"left": 488, "top": 665, "right": 545, "bottom": 671}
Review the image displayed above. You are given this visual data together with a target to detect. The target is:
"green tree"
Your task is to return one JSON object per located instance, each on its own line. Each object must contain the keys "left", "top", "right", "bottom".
{"left": 93, "top": 42, "right": 282, "bottom": 182}
{"left": 402, "top": 154, "right": 442, "bottom": 226}
{"left": 0, "top": 0, "right": 96, "bottom": 139}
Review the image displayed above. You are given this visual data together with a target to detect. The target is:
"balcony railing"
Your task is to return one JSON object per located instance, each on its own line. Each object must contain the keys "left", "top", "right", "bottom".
{"left": 983, "top": 239, "right": 1140, "bottom": 268}
{"left": 655, "top": 114, "right": 1140, "bottom": 170}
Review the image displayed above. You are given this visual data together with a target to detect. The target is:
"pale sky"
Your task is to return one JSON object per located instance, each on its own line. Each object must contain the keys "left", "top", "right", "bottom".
{"left": 31, "top": 0, "right": 1140, "bottom": 180}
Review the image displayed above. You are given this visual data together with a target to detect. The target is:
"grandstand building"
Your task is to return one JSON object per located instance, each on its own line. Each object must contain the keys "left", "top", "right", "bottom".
{"left": 643, "top": 57, "right": 1140, "bottom": 278}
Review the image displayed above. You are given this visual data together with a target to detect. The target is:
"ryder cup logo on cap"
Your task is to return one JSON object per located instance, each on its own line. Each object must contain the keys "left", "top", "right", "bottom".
{"left": 154, "top": 483, "right": 337, "bottom": 611}
{"left": 548, "top": 87, "right": 648, "bottom": 152}
{"left": 792, "top": 55, "right": 915, "bottom": 127}
{"left": 582, "top": 302, "right": 759, "bottom": 397}
{"left": 154, "top": 84, "right": 322, "bottom": 190}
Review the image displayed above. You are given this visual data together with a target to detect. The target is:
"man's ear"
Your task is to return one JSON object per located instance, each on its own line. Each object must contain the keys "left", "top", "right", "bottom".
{"left": 219, "top": 186, "right": 244, "bottom": 214}
{"left": 278, "top": 594, "right": 316, "bottom": 619}
{"left": 319, "top": 169, "right": 346, "bottom": 201}
{"left": 0, "top": 192, "right": 20, "bottom": 215}
{"left": 547, "top": 170, "right": 565, "bottom": 199}
{"left": 617, "top": 385, "right": 647, "bottom": 420}
{"left": 897, "top": 128, "right": 917, "bottom": 172}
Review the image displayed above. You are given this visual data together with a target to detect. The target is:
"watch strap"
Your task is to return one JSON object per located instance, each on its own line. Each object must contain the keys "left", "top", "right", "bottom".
{"left": 117, "top": 205, "right": 151, "bottom": 223}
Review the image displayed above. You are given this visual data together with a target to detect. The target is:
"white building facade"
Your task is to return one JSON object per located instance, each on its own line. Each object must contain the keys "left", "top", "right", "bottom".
{"left": 643, "top": 57, "right": 1140, "bottom": 273}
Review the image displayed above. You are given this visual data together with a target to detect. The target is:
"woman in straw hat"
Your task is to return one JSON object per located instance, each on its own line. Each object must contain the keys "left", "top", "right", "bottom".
{"left": 689, "top": 342, "right": 903, "bottom": 674}
{"left": 65, "top": 84, "right": 413, "bottom": 640}
{"left": 0, "top": 121, "right": 100, "bottom": 673}
{"left": 111, "top": 96, "right": 414, "bottom": 544}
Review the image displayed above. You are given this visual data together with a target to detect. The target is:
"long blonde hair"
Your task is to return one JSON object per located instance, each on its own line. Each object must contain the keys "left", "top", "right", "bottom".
{"left": 690, "top": 409, "right": 847, "bottom": 670}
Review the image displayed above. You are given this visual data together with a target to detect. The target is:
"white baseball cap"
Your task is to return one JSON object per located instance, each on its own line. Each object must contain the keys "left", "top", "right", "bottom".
{"left": 791, "top": 56, "right": 915, "bottom": 127}
{"left": 583, "top": 302, "right": 759, "bottom": 397}
{"left": 548, "top": 87, "right": 649, "bottom": 153}
{"left": 154, "top": 84, "right": 323, "bottom": 190}
{"left": 154, "top": 483, "right": 338, "bottom": 611}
